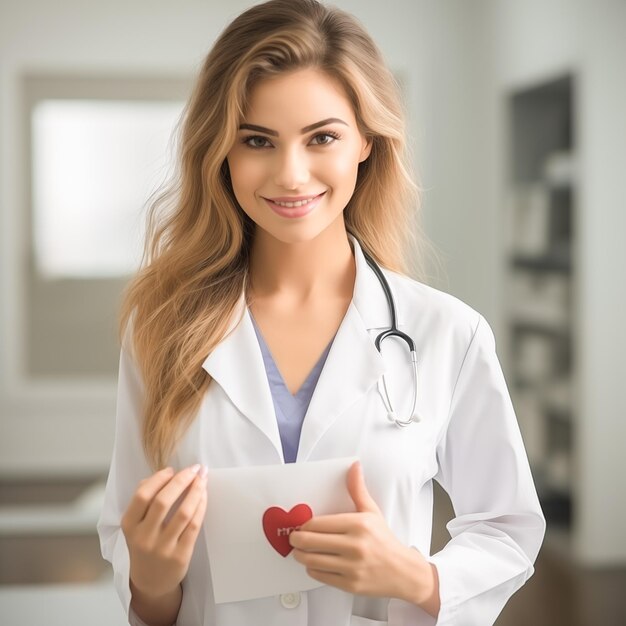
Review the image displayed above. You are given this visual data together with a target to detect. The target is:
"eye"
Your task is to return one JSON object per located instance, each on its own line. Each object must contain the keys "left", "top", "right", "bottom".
{"left": 240, "top": 130, "right": 342, "bottom": 150}
{"left": 241, "top": 135, "right": 272, "bottom": 149}
{"left": 310, "top": 131, "right": 341, "bottom": 145}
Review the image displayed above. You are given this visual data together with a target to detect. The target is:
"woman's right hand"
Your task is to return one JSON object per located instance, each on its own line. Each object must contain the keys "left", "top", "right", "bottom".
{"left": 121, "top": 464, "right": 208, "bottom": 599}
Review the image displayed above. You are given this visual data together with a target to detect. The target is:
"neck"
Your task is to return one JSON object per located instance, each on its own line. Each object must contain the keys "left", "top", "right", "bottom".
{"left": 247, "top": 219, "right": 355, "bottom": 304}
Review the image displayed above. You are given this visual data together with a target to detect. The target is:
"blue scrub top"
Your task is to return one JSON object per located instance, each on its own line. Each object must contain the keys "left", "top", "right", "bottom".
{"left": 249, "top": 311, "right": 335, "bottom": 463}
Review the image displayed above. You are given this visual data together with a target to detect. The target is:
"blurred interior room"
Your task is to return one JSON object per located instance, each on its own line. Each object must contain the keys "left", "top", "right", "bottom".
{"left": 1, "top": 1, "right": 625, "bottom": 624}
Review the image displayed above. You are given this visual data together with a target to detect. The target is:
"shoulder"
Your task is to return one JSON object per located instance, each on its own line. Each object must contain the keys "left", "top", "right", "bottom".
{"left": 383, "top": 269, "right": 484, "bottom": 345}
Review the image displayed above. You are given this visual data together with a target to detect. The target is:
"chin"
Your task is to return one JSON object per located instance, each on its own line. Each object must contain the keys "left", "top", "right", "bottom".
{"left": 265, "top": 228, "right": 325, "bottom": 245}
{"left": 247, "top": 201, "right": 350, "bottom": 245}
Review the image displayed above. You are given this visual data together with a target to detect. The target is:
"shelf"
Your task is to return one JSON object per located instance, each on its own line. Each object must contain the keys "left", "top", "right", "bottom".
{"left": 510, "top": 318, "right": 570, "bottom": 338}
{"left": 506, "top": 74, "right": 576, "bottom": 533}
{"left": 507, "top": 299, "right": 569, "bottom": 328}
{"left": 510, "top": 251, "right": 571, "bottom": 273}
{"left": 543, "top": 151, "right": 578, "bottom": 188}
{"left": 539, "top": 488, "right": 572, "bottom": 520}
{"left": 542, "top": 379, "right": 573, "bottom": 418}
{"left": 542, "top": 523, "right": 573, "bottom": 564}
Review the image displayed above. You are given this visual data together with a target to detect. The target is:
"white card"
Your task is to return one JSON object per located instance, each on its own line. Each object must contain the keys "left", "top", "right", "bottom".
{"left": 204, "top": 456, "right": 358, "bottom": 604}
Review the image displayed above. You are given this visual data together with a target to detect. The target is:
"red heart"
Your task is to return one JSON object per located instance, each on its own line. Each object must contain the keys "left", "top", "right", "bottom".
{"left": 262, "top": 504, "right": 313, "bottom": 557}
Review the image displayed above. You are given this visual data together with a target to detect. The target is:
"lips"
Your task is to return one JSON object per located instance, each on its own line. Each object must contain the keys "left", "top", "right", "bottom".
{"left": 265, "top": 192, "right": 325, "bottom": 205}
{"left": 264, "top": 192, "right": 326, "bottom": 219}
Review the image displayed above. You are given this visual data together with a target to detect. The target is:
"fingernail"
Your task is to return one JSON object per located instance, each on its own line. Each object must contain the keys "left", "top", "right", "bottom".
{"left": 199, "top": 465, "right": 208, "bottom": 479}
{"left": 190, "top": 463, "right": 201, "bottom": 474}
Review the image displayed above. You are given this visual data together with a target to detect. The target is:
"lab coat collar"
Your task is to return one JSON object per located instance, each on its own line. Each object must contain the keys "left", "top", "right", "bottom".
{"left": 201, "top": 233, "right": 394, "bottom": 462}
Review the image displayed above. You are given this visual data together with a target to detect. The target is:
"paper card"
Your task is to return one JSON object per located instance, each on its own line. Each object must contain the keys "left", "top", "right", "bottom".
{"left": 203, "top": 456, "right": 358, "bottom": 604}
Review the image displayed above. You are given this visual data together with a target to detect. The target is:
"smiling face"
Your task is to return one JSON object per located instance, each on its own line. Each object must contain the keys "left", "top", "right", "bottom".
{"left": 225, "top": 67, "right": 372, "bottom": 244}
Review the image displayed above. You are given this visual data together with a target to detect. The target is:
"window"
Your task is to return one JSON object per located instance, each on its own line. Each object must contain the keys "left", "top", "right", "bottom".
{"left": 22, "top": 74, "right": 190, "bottom": 378}
{"left": 32, "top": 99, "right": 183, "bottom": 278}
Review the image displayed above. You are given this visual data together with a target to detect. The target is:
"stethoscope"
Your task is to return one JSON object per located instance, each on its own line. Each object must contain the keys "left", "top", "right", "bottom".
{"left": 361, "top": 248, "right": 423, "bottom": 427}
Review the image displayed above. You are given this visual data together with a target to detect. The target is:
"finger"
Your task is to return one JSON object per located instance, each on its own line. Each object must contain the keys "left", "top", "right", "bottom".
{"left": 347, "top": 461, "right": 380, "bottom": 514}
{"left": 141, "top": 464, "right": 204, "bottom": 531}
{"left": 123, "top": 467, "right": 175, "bottom": 528}
{"left": 177, "top": 482, "right": 208, "bottom": 557}
{"left": 306, "top": 568, "right": 347, "bottom": 589}
{"left": 289, "top": 530, "right": 353, "bottom": 556}
{"left": 293, "top": 549, "right": 347, "bottom": 575}
{"left": 161, "top": 470, "right": 208, "bottom": 544}
{"left": 299, "top": 513, "right": 363, "bottom": 533}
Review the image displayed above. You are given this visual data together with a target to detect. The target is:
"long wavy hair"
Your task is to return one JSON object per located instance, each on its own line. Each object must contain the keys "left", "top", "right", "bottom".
{"left": 119, "top": 0, "right": 433, "bottom": 470}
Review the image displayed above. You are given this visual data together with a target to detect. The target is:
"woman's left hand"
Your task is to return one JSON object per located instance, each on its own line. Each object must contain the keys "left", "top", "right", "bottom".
{"left": 288, "top": 461, "right": 437, "bottom": 607}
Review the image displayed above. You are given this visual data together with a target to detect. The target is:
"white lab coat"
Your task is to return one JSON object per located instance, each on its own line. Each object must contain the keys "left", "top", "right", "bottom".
{"left": 97, "top": 235, "right": 545, "bottom": 626}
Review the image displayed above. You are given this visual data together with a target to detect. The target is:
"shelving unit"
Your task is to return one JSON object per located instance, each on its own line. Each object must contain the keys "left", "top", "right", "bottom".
{"left": 503, "top": 75, "right": 576, "bottom": 537}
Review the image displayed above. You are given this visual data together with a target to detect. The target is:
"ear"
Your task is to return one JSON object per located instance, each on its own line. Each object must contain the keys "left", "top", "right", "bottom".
{"left": 359, "top": 136, "right": 372, "bottom": 163}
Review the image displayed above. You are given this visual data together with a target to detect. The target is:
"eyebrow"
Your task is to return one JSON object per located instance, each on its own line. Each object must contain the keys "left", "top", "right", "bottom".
{"left": 238, "top": 117, "right": 348, "bottom": 137}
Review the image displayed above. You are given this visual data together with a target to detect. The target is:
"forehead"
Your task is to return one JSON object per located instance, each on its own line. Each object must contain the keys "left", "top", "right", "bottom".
{"left": 243, "top": 68, "right": 356, "bottom": 125}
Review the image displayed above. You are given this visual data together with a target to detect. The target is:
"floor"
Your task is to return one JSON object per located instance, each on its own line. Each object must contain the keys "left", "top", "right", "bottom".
{"left": 0, "top": 477, "right": 625, "bottom": 625}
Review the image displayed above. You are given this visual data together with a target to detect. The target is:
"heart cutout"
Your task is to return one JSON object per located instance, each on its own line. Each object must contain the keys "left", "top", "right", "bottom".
{"left": 262, "top": 504, "right": 313, "bottom": 557}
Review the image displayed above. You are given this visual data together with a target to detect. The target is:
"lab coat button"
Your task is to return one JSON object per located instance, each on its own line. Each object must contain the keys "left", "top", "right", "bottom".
{"left": 279, "top": 592, "right": 301, "bottom": 609}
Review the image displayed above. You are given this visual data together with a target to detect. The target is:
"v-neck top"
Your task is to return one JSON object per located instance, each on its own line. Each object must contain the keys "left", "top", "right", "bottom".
{"left": 249, "top": 311, "right": 335, "bottom": 463}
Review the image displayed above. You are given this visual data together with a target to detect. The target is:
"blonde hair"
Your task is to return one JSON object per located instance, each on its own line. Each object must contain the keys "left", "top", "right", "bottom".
{"left": 119, "top": 0, "right": 432, "bottom": 470}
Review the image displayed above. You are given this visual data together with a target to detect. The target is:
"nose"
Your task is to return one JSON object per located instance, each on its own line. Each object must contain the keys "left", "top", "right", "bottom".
{"left": 273, "top": 146, "right": 310, "bottom": 190}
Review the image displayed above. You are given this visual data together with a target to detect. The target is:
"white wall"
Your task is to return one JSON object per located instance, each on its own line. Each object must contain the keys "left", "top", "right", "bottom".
{"left": 413, "top": 1, "right": 501, "bottom": 320}
{"left": 576, "top": 0, "right": 626, "bottom": 567}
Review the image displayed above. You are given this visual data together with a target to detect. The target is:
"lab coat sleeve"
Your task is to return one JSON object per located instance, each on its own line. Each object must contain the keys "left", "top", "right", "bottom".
{"left": 96, "top": 337, "right": 176, "bottom": 626}
{"left": 389, "top": 313, "right": 546, "bottom": 626}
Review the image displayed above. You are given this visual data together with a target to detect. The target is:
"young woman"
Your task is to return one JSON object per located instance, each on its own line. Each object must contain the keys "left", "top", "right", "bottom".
{"left": 97, "top": 1, "right": 546, "bottom": 625}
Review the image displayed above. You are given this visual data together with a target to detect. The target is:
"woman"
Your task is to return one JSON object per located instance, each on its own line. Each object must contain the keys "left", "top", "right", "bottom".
{"left": 97, "top": 1, "right": 546, "bottom": 624}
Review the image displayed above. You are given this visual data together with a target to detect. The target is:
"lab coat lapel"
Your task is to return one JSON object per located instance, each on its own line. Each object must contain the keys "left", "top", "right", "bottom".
{"left": 201, "top": 297, "right": 284, "bottom": 462}
{"left": 296, "top": 236, "right": 395, "bottom": 461}
{"left": 296, "top": 302, "right": 385, "bottom": 461}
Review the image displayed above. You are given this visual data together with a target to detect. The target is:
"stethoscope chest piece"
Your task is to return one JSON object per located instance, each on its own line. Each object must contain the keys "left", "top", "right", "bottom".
{"left": 377, "top": 353, "right": 423, "bottom": 428}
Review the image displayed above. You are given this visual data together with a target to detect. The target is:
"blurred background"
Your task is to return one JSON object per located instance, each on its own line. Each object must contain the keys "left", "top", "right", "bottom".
{"left": 1, "top": 0, "right": 625, "bottom": 624}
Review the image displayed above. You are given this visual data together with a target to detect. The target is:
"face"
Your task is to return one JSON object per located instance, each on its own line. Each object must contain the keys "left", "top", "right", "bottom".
{"left": 225, "top": 67, "right": 372, "bottom": 244}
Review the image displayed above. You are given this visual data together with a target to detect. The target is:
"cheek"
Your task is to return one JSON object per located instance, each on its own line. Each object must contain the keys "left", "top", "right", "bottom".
{"left": 227, "top": 157, "right": 261, "bottom": 201}
{"left": 324, "top": 150, "right": 360, "bottom": 193}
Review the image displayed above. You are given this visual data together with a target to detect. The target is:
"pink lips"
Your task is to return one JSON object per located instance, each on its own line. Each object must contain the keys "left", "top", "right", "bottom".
{"left": 264, "top": 192, "right": 326, "bottom": 218}
{"left": 267, "top": 194, "right": 322, "bottom": 202}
